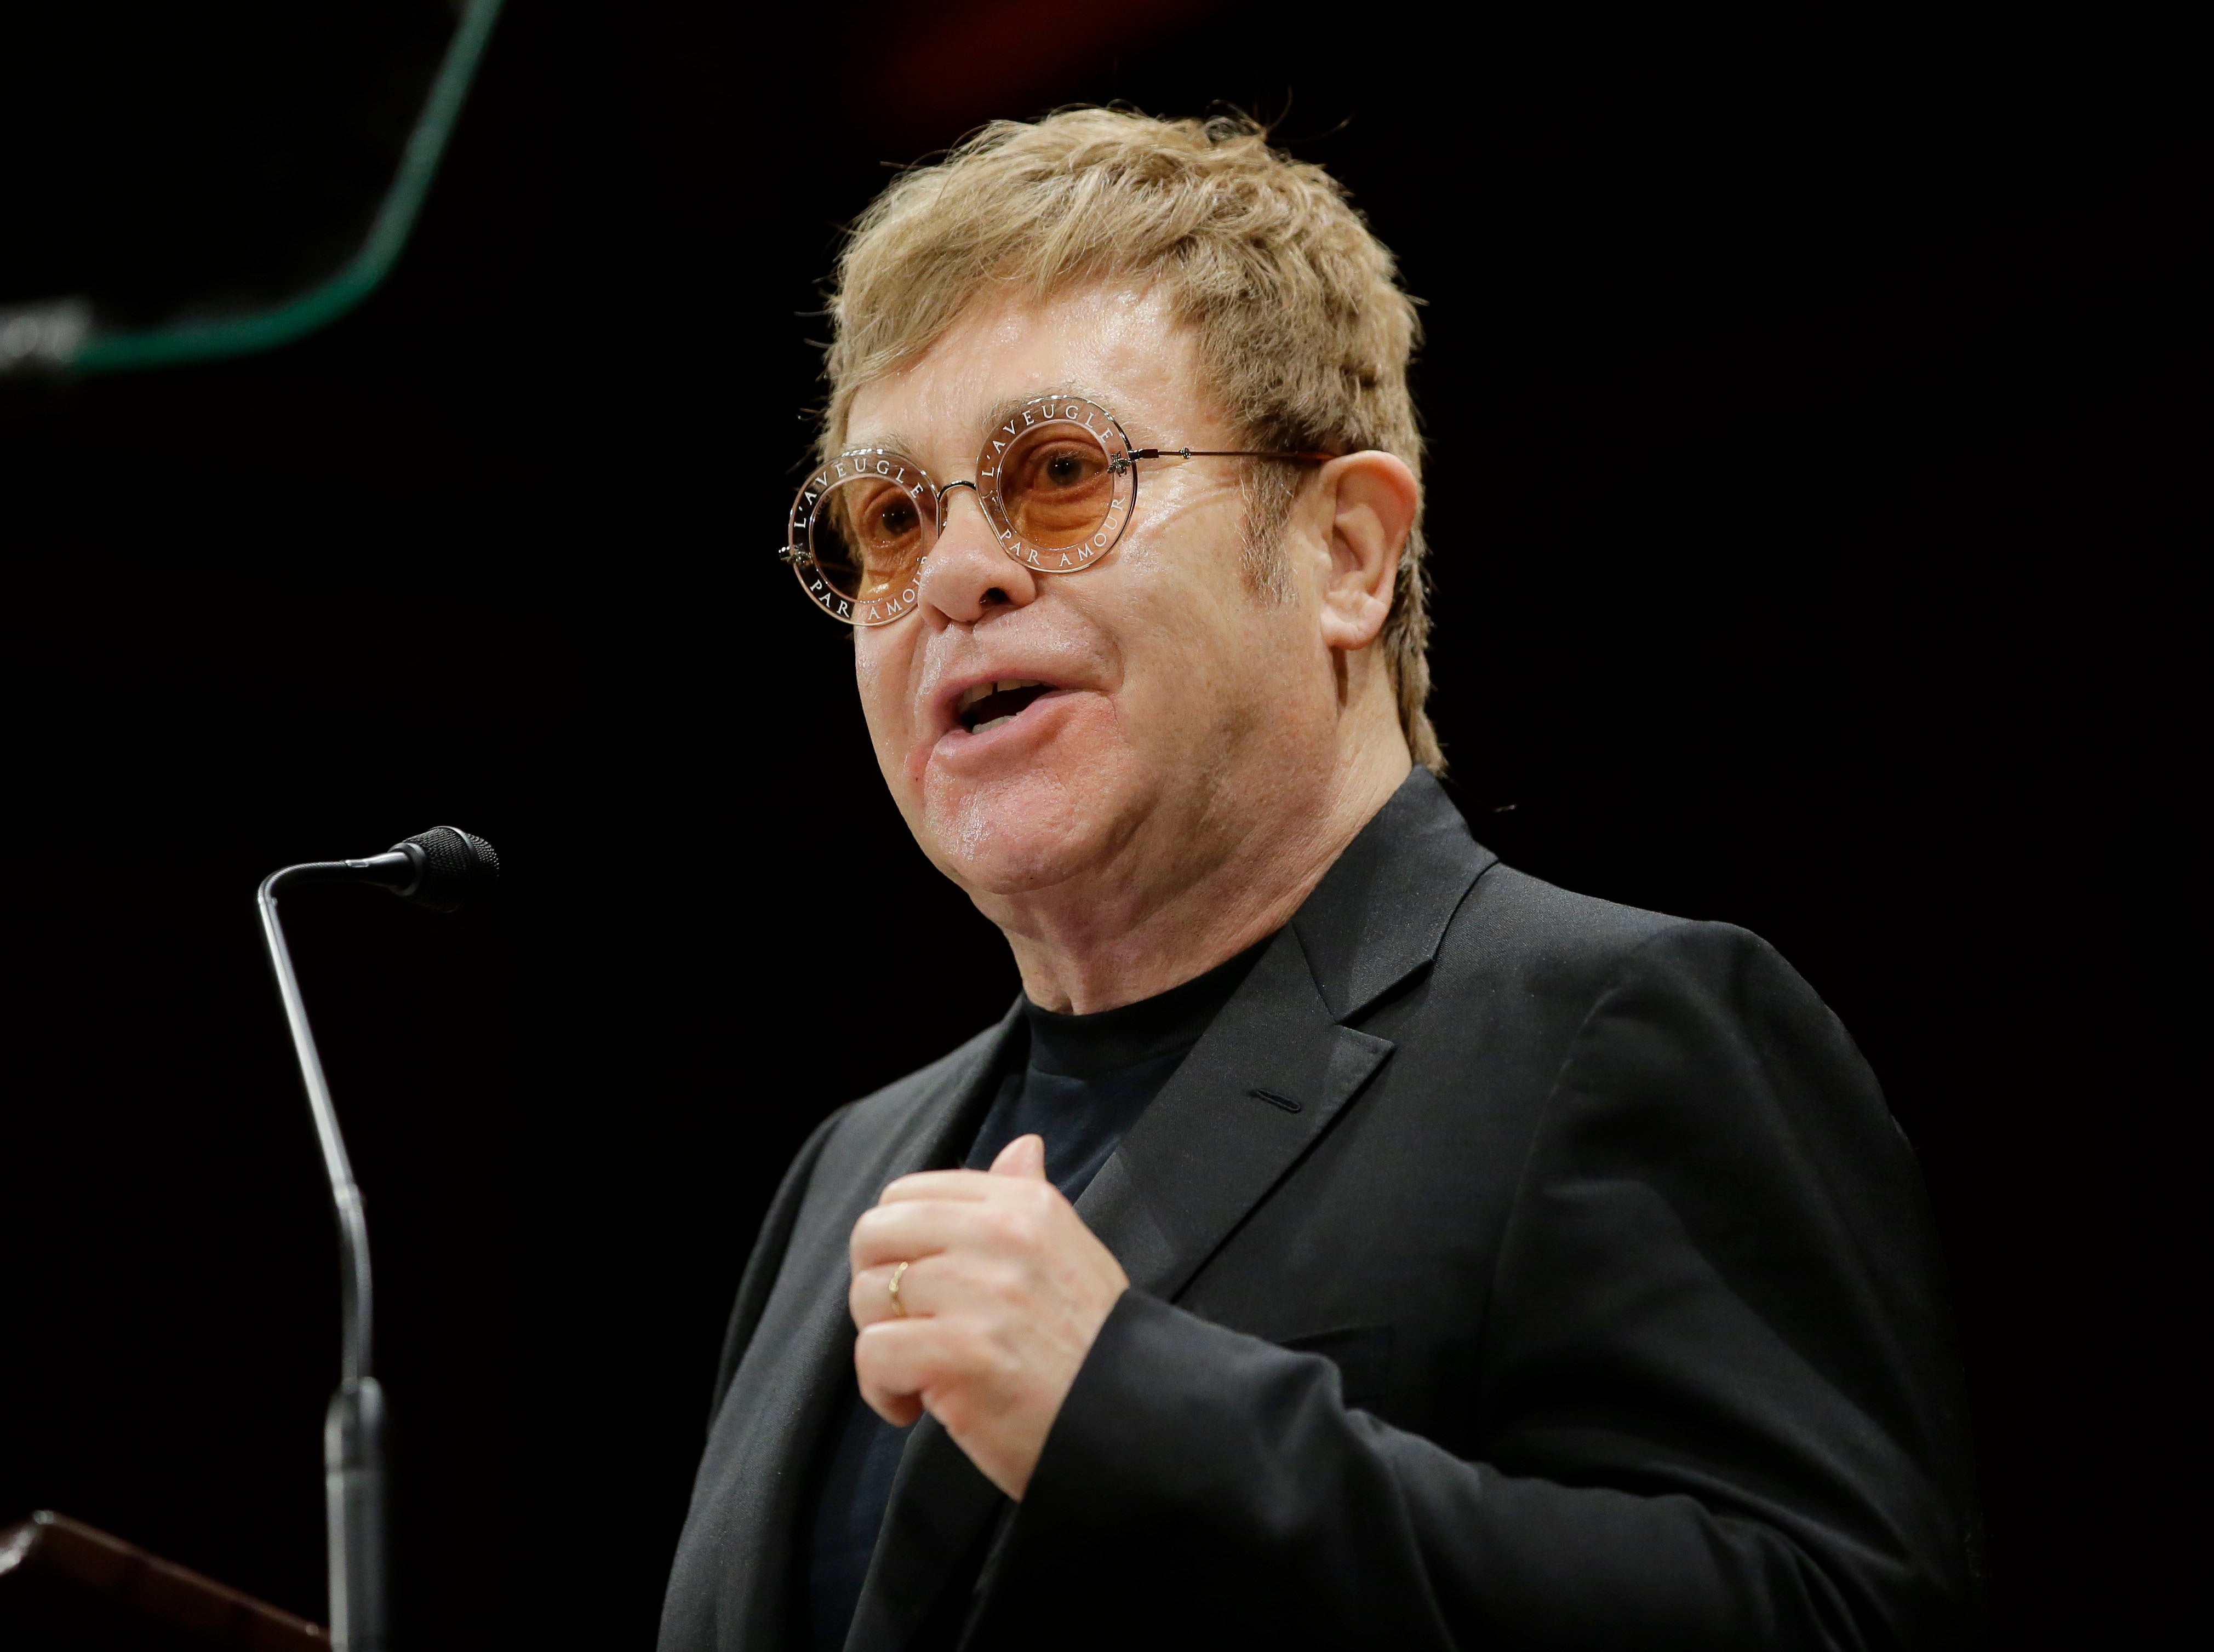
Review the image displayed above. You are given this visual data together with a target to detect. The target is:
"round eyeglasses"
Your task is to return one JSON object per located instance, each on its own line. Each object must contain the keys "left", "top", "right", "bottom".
{"left": 779, "top": 394, "right": 1332, "bottom": 625}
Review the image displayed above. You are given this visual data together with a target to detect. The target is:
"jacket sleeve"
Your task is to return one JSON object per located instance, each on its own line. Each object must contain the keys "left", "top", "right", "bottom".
{"left": 703, "top": 1102, "right": 851, "bottom": 1430}
{"left": 984, "top": 923, "right": 1979, "bottom": 1651}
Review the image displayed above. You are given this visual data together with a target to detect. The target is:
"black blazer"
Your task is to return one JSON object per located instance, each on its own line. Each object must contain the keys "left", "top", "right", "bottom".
{"left": 660, "top": 771, "right": 1978, "bottom": 1650}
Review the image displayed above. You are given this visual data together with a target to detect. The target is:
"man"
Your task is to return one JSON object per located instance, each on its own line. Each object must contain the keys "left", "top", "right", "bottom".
{"left": 661, "top": 110, "right": 1978, "bottom": 1650}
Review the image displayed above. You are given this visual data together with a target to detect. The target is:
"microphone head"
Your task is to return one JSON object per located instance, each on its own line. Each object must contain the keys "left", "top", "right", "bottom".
{"left": 392, "top": 825, "right": 500, "bottom": 913}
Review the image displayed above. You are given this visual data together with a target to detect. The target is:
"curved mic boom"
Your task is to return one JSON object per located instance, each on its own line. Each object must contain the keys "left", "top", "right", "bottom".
{"left": 254, "top": 825, "right": 500, "bottom": 1652}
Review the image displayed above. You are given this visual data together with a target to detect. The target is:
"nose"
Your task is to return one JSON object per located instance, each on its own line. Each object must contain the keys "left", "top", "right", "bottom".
{"left": 920, "top": 480, "right": 1038, "bottom": 625}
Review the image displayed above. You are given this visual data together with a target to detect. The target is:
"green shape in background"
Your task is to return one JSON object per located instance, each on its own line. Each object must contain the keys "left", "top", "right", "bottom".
{"left": 4, "top": 0, "right": 504, "bottom": 378}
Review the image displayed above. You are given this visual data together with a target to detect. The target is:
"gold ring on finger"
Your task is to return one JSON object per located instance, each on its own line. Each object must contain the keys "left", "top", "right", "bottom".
{"left": 887, "top": 1259, "right": 911, "bottom": 1319}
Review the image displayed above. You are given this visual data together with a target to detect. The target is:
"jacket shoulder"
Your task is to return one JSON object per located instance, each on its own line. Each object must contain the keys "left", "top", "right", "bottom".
{"left": 1420, "top": 864, "right": 1853, "bottom": 1081}
{"left": 1455, "top": 868, "right": 1850, "bottom": 1034}
{"left": 1444, "top": 863, "right": 1692, "bottom": 994}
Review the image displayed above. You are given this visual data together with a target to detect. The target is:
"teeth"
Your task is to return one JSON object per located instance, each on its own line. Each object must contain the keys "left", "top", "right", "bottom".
{"left": 972, "top": 715, "right": 1015, "bottom": 735}
{"left": 956, "top": 678, "right": 1045, "bottom": 714}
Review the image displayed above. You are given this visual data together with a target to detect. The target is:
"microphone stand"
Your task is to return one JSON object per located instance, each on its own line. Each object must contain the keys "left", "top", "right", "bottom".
{"left": 256, "top": 851, "right": 416, "bottom": 1652}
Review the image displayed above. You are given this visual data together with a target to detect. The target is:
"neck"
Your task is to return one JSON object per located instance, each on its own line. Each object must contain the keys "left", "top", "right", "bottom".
{"left": 986, "top": 733, "right": 1413, "bottom": 1014}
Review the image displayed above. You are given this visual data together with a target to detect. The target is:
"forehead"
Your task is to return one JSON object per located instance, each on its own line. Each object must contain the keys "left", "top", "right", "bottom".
{"left": 843, "top": 281, "right": 1203, "bottom": 455}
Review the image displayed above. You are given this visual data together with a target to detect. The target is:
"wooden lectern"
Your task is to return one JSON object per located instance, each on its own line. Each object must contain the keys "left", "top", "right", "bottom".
{"left": 0, "top": 1511, "right": 325, "bottom": 1650}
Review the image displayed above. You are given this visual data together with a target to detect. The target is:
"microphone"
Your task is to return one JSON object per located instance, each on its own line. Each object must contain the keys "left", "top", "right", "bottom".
{"left": 254, "top": 826, "right": 500, "bottom": 1652}
{"left": 281, "top": 824, "right": 502, "bottom": 911}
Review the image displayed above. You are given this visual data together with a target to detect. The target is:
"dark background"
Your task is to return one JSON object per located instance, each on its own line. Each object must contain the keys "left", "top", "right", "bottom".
{"left": 2, "top": 2, "right": 2203, "bottom": 1646}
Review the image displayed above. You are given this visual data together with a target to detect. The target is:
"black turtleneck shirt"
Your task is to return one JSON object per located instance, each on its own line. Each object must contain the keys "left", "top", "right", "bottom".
{"left": 801, "top": 942, "right": 1268, "bottom": 1650}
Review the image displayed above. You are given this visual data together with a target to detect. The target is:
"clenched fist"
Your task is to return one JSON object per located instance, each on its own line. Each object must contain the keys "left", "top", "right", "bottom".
{"left": 847, "top": 1133, "right": 1129, "bottom": 1500}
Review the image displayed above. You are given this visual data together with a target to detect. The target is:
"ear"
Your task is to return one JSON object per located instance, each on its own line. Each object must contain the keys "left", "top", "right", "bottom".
{"left": 1315, "top": 451, "right": 1418, "bottom": 654}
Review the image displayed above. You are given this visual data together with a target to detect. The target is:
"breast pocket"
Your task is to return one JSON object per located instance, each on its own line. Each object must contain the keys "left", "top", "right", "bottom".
{"left": 1279, "top": 1324, "right": 1395, "bottom": 1411}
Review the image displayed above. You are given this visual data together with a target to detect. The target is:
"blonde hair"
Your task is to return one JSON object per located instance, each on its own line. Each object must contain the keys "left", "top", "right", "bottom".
{"left": 823, "top": 108, "right": 1442, "bottom": 773}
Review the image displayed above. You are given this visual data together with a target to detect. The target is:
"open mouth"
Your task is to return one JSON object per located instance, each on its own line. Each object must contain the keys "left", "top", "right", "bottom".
{"left": 956, "top": 678, "right": 1054, "bottom": 735}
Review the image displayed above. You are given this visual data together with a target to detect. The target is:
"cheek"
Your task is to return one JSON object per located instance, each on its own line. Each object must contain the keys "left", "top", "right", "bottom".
{"left": 1102, "top": 497, "right": 1235, "bottom": 626}
{"left": 1112, "top": 530, "right": 1295, "bottom": 722}
{"left": 852, "top": 635, "right": 906, "bottom": 741}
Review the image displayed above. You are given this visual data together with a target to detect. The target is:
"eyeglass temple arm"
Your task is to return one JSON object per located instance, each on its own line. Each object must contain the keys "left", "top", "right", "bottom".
{"left": 1115, "top": 446, "right": 1336, "bottom": 473}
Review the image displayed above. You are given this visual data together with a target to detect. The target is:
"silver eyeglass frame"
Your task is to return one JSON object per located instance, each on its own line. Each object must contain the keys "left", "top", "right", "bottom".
{"left": 778, "top": 393, "right": 1331, "bottom": 626}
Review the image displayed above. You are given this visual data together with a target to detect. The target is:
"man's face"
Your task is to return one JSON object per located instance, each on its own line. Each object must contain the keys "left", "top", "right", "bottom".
{"left": 847, "top": 283, "right": 1337, "bottom": 915}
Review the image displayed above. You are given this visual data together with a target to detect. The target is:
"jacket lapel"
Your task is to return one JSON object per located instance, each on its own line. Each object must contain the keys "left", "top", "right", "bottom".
{"left": 846, "top": 1415, "right": 1006, "bottom": 1651}
{"left": 1081, "top": 768, "right": 1496, "bottom": 1303}
{"left": 1074, "top": 928, "right": 1392, "bottom": 1301}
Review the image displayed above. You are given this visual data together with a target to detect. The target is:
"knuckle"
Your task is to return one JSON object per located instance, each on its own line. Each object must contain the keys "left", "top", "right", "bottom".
{"left": 942, "top": 1322, "right": 988, "bottom": 1376}
{"left": 991, "top": 1196, "right": 1045, "bottom": 1244}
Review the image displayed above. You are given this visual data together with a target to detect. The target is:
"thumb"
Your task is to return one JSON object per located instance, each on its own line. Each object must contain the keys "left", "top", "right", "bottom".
{"left": 989, "top": 1132, "right": 1048, "bottom": 1180}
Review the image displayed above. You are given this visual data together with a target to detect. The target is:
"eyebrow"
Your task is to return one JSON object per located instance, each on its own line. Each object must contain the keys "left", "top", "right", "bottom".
{"left": 981, "top": 383, "right": 1116, "bottom": 433}
{"left": 977, "top": 391, "right": 1049, "bottom": 433}
{"left": 845, "top": 429, "right": 921, "bottom": 461}
{"left": 844, "top": 383, "right": 1120, "bottom": 464}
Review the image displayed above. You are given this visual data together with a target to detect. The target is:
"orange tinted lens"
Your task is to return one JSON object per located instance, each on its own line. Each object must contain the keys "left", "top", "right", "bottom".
{"left": 998, "top": 422, "right": 1115, "bottom": 549}
{"left": 810, "top": 476, "right": 930, "bottom": 601}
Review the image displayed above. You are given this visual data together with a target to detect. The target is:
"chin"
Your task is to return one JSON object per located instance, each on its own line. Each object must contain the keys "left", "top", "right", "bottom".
{"left": 917, "top": 759, "right": 1134, "bottom": 898}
